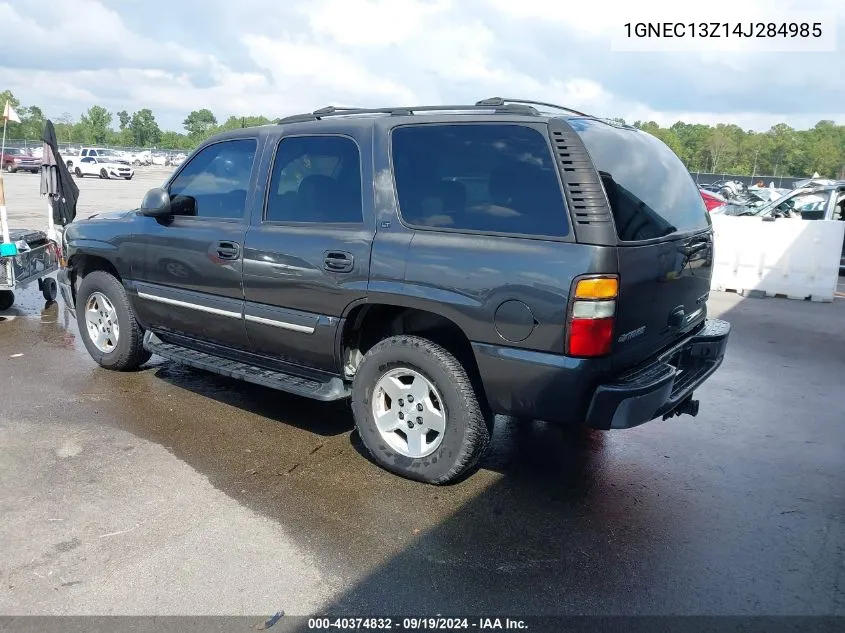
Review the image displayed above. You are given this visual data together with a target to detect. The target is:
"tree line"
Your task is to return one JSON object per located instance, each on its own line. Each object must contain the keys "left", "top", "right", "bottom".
{"left": 2, "top": 89, "right": 843, "bottom": 178}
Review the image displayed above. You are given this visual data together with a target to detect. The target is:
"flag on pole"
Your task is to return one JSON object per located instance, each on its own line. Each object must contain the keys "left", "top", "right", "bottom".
{"left": 3, "top": 100, "right": 21, "bottom": 123}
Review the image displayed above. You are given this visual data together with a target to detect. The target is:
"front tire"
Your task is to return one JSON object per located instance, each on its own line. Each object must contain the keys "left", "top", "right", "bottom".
{"left": 351, "top": 335, "right": 492, "bottom": 484}
{"left": 99, "top": 168, "right": 108, "bottom": 179}
{"left": 75, "top": 271, "right": 151, "bottom": 370}
{"left": 74, "top": 167, "right": 82, "bottom": 177}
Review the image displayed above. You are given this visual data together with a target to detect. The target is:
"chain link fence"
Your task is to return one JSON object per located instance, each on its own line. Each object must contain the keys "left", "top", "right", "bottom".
{"left": 2, "top": 138, "right": 188, "bottom": 159}
{"left": 689, "top": 171, "right": 808, "bottom": 190}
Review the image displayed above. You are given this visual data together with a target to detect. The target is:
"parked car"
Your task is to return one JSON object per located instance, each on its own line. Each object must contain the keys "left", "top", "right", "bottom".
{"left": 715, "top": 182, "right": 845, "bottom": 273}
{"left": 700, "top": 188, "right": 727, "bottom": 212}
{"left": 58, "top": 98, "right": 731, "bottom": 484}
{"left": 129, "top": 150, "right": 152, "bottom": 166}
{"left": 2, "top": 147, "right": 40, "bottom": 173}
{"left": 73, "top": 156, "right": 134, "bottom": 180}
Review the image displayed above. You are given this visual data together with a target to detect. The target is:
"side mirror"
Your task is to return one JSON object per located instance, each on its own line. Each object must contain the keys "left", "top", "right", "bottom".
{"left": 140, "top": 187, "right": 172, "bottom": 217}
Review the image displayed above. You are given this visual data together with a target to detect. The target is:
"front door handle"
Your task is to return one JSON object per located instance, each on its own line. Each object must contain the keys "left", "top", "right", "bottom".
{"left": 215, "top": 241, "right": 240, "bottom": 260}
{"left": 323, "top": 251, "right": 353, "bottom": 273}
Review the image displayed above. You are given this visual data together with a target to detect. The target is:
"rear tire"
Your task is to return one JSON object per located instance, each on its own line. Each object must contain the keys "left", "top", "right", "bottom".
{"left": 0, "top": 290, "right": 14, "bottom": 310}
{"left": 351, "top": 334, "right": 492, "bottom": 484}
{"left": 75, "top": 271, "right": 151, "bottom": 371}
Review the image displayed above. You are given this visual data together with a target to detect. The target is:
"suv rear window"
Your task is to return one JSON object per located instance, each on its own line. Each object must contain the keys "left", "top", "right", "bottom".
{"left": 391, "top": 123, "right": 569, "bottom": 238}
{"left": 567, "top": 117, "right": 710, "bottom": 242}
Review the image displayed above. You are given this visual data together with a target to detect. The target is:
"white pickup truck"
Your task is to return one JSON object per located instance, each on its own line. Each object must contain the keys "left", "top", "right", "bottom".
{"left": 65, "top": 147, "right": 130, "bottom": 169}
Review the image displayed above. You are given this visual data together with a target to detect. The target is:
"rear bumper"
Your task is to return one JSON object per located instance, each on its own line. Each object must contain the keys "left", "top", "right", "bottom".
{"left": 585, "top": 318, "right": 731, "bottom": 429}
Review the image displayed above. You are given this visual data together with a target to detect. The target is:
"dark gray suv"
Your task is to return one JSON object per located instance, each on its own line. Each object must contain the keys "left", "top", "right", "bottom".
{"left": 58, "top": 98, "right": 731, "bottom": 484}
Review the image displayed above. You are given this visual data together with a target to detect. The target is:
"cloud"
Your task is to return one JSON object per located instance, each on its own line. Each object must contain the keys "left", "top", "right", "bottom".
{"left": 0, "top": 0, "right": 842, "bottom": 132}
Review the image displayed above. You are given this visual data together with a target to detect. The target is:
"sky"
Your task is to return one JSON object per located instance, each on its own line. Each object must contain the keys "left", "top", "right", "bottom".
{"left": 1, "top": 0, "right": 843, "bottom": 133}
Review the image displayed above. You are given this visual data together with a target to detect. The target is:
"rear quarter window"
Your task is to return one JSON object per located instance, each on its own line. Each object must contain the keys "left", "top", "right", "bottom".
{"left": 567, "top": 117, "right": 710, "bottom": 242}
{"left": 391, "top": 123, "right": 569, "bottom": 238}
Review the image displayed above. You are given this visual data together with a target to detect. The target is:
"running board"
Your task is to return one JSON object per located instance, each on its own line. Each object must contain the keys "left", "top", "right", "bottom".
{"left": 143, "top": 331, "right": 350, "bottom": 401}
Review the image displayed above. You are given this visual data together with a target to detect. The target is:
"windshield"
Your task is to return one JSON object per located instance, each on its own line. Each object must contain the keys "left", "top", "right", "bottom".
{"left": 750, "top": 188, "right": 831, "bottom": 217}
{"left": 7, "top": 148, "right": 26, "bottom": 155}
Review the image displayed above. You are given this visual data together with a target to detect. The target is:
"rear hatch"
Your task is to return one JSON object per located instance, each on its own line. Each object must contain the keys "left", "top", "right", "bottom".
{"left": 567, "top": 118, "right": 714, "bottom": 370}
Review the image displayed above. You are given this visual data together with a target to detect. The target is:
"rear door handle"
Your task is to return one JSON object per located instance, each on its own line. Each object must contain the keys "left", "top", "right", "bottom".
{"left": 216, "top": 241, "right": 240, "bottom": 260}
{"left": 323, "top": 251, "right": 353, "bottom": 273}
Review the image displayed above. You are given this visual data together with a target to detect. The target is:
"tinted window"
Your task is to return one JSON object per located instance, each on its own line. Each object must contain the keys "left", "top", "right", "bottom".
{"left": 265, "top": 136, "right": 362, "bottom": 223}
{"left": 568, "top": 118, "right": 710, "bottom": 241}
{"left": 168, "top": 139, "right": 256, "bottom": 219}
{"left": 391, "top": 124, "right": 569, "bottom": 237}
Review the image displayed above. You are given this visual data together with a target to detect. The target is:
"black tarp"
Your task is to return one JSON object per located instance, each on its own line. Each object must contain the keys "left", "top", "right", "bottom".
{"left": 39, "top": 120, "right": 78, "bottom": 226}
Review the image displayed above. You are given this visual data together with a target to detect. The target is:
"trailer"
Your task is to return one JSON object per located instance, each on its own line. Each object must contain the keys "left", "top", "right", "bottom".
{"left": 0, "top": 117, "right": 78, "bottom": 311}
{"left": 0, "top": 228, "right": 60, "bottom": 310}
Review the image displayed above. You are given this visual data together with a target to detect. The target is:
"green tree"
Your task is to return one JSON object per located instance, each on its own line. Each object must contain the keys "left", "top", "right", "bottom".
{"left": 54, "top": 112, "right": 76, "bottom": 143}
{"left": 183, "top": 108, "right": 217, "bottom": 139}
{"left": 0, "top": 90, "right": 23, "bottom": 138}
{"left": 21, "top": 105, "right": 45, "bottom": 140}
{"left": 216, "top": 115, "right": 271, "bottom": 132}
{"left": 117, "top": 110, "right": 130, "bottom": 131}
{"left": 79, "top": 105, "right": 113, "bottom": 144}
{"left": 0, "top": 89, "right": 20, "bottom": 110}
{"left": 129, "top": 109, "right": 161, "bottom": 146}
{"left": 159, "top": 130, "right": 193, "bottom": 150}
{"left": 766, "top": 123, "right": 801, "bottom": 178}
{"left": 706, "top": 124, "right": 742, "bottom": 173}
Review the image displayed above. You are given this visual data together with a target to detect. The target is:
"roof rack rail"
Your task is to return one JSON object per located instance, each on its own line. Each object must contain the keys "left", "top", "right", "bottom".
{"left": 277, "top": 102, "right": 540, "bottom": 124}
{"left": 475, "top": 97, "right": 591, "bottom": 117}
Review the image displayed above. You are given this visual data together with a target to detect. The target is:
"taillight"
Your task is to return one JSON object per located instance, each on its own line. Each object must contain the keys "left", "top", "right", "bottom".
{"left": 566, "top": 275, "right": 619, "bottom": 358}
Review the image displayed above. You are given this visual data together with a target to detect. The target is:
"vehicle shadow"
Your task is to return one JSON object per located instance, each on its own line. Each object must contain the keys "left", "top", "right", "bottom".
{"left": 150, "top": 361, "right": 355, "bottom": 438}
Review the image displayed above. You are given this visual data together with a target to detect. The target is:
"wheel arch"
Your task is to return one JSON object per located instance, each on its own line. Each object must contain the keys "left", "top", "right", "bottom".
{"left": 66, "top": 251, "right": 122, "bottom": 308}
{"left": 338, "top": 301, "right": 491, "bottom": 416}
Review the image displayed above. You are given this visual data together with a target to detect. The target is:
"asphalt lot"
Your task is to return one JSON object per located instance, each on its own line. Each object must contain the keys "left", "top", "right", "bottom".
{"left": 0, "top": 170, "right": 843, "bottom": 617}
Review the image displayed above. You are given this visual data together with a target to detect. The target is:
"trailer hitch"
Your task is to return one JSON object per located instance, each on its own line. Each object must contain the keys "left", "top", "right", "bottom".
{"left": 663, "top": 395, "right": 700, "bottom": 420}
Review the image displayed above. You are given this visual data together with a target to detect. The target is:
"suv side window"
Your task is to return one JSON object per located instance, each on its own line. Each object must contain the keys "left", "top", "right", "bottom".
{"left": 168, "top": 139, "right": 257, "bottom": 219}
{"left": 391, "top": 123, "right": 569, "bottom": 237}
{"left": 265, "top": 135, "right": 363, "bottom": 223}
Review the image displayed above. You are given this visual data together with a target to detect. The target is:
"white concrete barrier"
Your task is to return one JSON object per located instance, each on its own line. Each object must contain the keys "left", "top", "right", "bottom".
{"left": 710, "top": 215, "right": 845, "bottom": 302}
